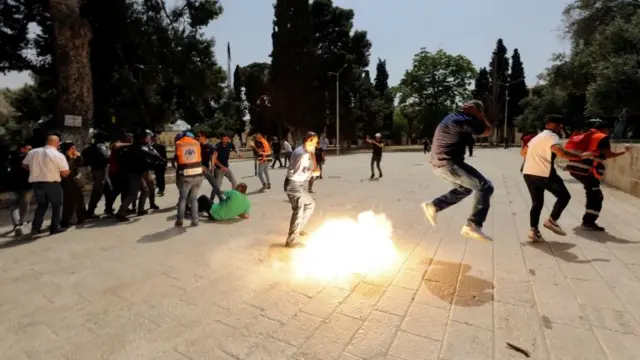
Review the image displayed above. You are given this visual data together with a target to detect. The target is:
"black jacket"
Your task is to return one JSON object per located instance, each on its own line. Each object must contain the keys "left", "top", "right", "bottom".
{"left": 8, "top": 151, "right": 30, "bottom": 191}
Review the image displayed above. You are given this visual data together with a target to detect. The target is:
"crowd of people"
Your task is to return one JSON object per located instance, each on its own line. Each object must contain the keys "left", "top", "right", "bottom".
{"left": 420, "top": 100, "right": 631, "bottom": 243}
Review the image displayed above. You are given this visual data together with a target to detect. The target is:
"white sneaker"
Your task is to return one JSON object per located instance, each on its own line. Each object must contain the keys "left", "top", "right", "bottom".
{"left": 461, "top": 224, "right": 492, "bottom": 242}
{"left": 543, "top": 219, "right": 566, "bottom": 236}
{"left": 420, "top": 202, "right": 437, "bottom": 226}
{"left": 528, "top": 228, "right": 545, "bottom": 243}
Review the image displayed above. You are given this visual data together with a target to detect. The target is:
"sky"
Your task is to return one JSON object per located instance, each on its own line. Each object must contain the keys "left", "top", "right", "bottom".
{"left": 0, "top": 0, "right": 571, "bottom": 89}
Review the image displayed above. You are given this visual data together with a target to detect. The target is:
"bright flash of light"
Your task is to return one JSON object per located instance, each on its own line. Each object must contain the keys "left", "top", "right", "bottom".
{"left": 291, "top": 211, "right": 399, "bottom": 280}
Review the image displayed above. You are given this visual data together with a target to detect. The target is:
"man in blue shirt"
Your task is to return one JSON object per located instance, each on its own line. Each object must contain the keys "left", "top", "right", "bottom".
{"left": 212, "top": 134, "right": 242, "bottom": 194}
{"left": 421, "top": 100, "right": 494, "bottom": 242}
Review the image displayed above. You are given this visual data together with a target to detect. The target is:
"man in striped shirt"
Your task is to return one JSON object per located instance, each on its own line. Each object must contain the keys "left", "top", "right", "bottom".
{"left": 420, "top": 100, "right": 494, "bottom": 242}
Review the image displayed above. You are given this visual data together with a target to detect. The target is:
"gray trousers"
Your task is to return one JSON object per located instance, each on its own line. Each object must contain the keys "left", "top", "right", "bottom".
{"left": 10, "top": 189, "right": 32, "bottom": 226}
{"left": 203, "top": 170, "right": 224, "bottom": 201}
{"left": 117, "top": 174, "right": 146, "bottom": 216}
{"left": 285, "top": 178, "right": 315, "bottom": 243}
{"left": 214, "top": 167, "right": 237, "bottom": 190}
{"left": 177, "top": 175, "right": 203, "bottom": 223}
{"left": 258, "top": 162, "right": 271, "bottom": 185}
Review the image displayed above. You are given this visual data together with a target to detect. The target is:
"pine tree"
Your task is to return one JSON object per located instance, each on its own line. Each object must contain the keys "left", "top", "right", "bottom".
{"left": 508, "top": 49, "right": 528, "bottom": 126}
{"left": 270, "top": 0, "right": 315, "bottom": 138}
{"left": 373, "top": 58, "right": 394, "bottom": 135}
{"left": 472, "top": 67, "right": 490, "bottom": 101}
{"left": 233, "top": 65, "right": 243, "bottom": 103}
{"left": 487, "top": 38, "right": 510, "bottom": 142}
{"left": 374, "top": 58, "right": 389, "bottom": 96}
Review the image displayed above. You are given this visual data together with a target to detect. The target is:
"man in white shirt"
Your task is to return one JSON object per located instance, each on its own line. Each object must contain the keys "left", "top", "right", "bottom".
{"left": 523, "top": 116, "right": 586, "bottom": 242}
{"left": 22, "top": 134, "right": 70, "bottom": 235}
{"left": 284, "top": 132, "right": 321, "bottom": 247}
{"left": 282, "top": 139, "right": 293, "bottom": 167}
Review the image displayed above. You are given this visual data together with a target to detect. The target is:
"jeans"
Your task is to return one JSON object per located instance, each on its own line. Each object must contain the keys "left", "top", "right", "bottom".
{"left": 285, "top": 178, "right": 315, "bottom": 243}
{"left": 432, "top": 162, "right": 494, "bottom": 227}
{"left": 371, "top": 154, "right": 382, "bottom": 176}
{"left": 87, "top": 168, "right": 109, "bottom": 215}
{"left": 31, "top": 182, "right": 63, "bottom": 232}
{"left": 203, "top": 170, "right": 224, "bottom": 201}
{"left": 213, "top": 167, "right": 238, "bottom": 190}
{"left": 271, "top": 153, "right": 283, "bottom": 168}
{"left": 524, "top": 171, "right": 571, "bottom": 229}
{"left": 570, "top": 172, "right": 601, "bottom": 224}
{"left": 117, "top": 174, "right": 145, "bottom": 216}
{"left": 10, "top": 189, "right": 32, "bottom": 226}
{"left": 177, "top": 175, "right": 203, "bottom": 223}
{"left": 258, "top": 162, "right": 271, "bottom": 185}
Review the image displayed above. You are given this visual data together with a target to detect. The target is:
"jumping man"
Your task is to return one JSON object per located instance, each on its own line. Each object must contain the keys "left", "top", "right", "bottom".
{"left": 420, "top": 100, "right": 494, "bottom": 242}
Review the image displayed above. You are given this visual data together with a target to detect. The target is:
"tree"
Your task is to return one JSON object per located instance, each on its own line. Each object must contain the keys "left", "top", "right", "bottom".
{"left": 396, "top": 49, "right": 477, "bottom": 138}
{"left": 487, "top": 39, "right": 510, "bottom": 136}
{"left": 472, "top": 67, "right": 490, "bottom": 101}
{"left": 391, "top": 108, "right": 408, "bottom": 143}
{"left": 373, "top": 58, "right": 394, "bottom": 136}
{"left": 270, "top": 0, "right": 315, "bottom": 140}
{"left": 507, "top": 49, "right": 528, "bottom": 137}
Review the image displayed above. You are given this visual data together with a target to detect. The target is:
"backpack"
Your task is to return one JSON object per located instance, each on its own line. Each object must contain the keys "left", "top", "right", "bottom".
{"left": 564, "top": 130, "right": 596, "bottom": 153}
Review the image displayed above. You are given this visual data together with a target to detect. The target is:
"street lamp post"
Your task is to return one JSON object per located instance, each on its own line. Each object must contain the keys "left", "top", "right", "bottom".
{"left": 329, "top": 65, "right": 347, "bottom": 155}
{"left": 491, "top": 78, "right": 524, "bottom": 148}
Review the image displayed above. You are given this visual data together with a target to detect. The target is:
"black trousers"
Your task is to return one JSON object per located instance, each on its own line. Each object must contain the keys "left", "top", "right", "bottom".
{"left": 570, "top": 172, "right": 602, "bottom": 224}
{"left": 105, "top": 172, "right": 124, "bottom": 213}
{"left": 271, "top": 153, "right": 283, "bottom": 168}
{"left": 61, "top": 180, "right": 87, "bottom": 227}
{"left": 87, "top": 168, "right": 111, "bottom": 215}
{"left": 117, "top": 173, "right": 145, "bottom": 216}
{"left": 155, "top": 165, "right": 166, "bottom": 193}
{"left": 371, "top": 154, "right": 382, "bottom": 176}
{"left": 32, "top": 182, "right": 63, "bottom": 232}
{"left": 523, "top": 171, "right": 571, "bottom": 230}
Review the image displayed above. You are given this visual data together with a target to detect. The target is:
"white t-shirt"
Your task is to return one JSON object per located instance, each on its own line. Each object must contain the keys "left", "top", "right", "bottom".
{"left": 22, "top": 146, "right": 69, "bottom": 183}
{"left": 523, "top": 130, "right": 560, "bottom": 177}
{"left": 283, "top": 141, "right": 292, "bottom": 153}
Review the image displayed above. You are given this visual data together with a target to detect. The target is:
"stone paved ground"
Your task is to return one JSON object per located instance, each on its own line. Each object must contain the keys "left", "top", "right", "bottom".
{"left": 1, "top": 150, "right": 640, "bottom": 360}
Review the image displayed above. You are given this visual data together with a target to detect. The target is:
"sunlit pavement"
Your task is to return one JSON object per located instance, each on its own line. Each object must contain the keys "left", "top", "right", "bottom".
{"left": 2, "top": 150, "right": 640, "bottom": 360}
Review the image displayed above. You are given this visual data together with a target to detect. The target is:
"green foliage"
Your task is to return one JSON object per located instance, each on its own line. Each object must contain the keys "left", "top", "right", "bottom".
{"left": 0, "top": 0, "right": 229, "bottom": 141}
{"left": 517, "top": 0, "right": 640, "bottom": 138}
{"left": 396, "top": 49, "right": 477, "bottom": 138}
{"left": 373, "top": 58, "right": 394, "bottom": 136}
{"left": 508, "top": 49, "right": 528, "bottom": 124}
{"left": 391, "top": 108, "right": 408, "bottom": 142}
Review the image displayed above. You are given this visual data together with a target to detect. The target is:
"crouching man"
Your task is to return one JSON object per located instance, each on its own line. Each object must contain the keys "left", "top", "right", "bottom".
{"left": 197, "top": 183, "right": 251, "bottom": 221}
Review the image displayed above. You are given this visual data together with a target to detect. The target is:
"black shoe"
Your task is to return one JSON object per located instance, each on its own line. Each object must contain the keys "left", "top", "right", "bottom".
{"left": 379, "top": 173, "right": 383, "bottom": 178}
{"left": 582, "top": 222, "right": 605, "bottom": 231}
{"left": 126, "top": 208, "right": 136, "bottom": 215}
{"left": 50, "top": 227, "right": 67, "bottom": 235}
{"left": 267, "top": 183, "right": 271, "bottom": 190}
{"left": 370, "top": 174, "right": 374, "bottom": 180}
{"left": 149, "top": 204, "right": 160, "bottom": 210}
{"left": 87, "top": 213, "right": 100, "bottom": 220}
{"left": 115, "top": 215, "right": 130, "bottom": 222}
{"left": 157, "top": 192, "right": 164, "bottom": 197}
{"left": 137, "top": 210, "right": 149, "bottom": 216}
{"left": 104, "top": 209, "right": 114, "bottom": 216}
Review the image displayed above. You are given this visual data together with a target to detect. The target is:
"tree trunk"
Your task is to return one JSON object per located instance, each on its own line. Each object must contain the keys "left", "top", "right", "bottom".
{"left": 49, "top": 0, "right": 93, "bottom": 149}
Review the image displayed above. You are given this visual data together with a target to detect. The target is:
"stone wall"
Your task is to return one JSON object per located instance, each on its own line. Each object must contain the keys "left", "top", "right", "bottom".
{"left": 603, "top": 143, "right": 640, "bottom": 197}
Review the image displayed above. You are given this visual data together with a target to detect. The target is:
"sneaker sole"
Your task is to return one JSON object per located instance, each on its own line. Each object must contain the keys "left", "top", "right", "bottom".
{"left": 543, "top": 222, "right": 566, "bottom": 236}
{"left": 420, "top": 203, "right": 436, "bottom": 226}
{"left": 461, "top": 230, "right": 492, "bottom": 242}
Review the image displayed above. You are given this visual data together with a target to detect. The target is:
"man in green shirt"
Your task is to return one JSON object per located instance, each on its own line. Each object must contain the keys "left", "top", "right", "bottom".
{"left": 197, "top": 183, "right": 250, "bottom": 221}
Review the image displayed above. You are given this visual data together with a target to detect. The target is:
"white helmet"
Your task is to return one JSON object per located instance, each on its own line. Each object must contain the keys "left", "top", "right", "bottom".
{"left": 375, "top": 133, "right": 381, "bottom": 138}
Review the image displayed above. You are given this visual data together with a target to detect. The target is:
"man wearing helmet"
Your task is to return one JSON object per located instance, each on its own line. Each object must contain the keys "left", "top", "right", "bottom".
{"left": 366, "top": 133, "right": 384, "bottom": 179}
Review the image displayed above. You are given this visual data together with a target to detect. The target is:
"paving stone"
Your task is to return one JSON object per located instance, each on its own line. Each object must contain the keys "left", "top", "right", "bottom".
{"left": 1, "top": 151, "right": 640, "bottom": 360}
{"left": 544, "top": 322, "right": 607, "bottom": 360}
{"left": 440, "top": 321, "right": 492, "bottom": 360}
{"left": 302, "top": 286, "right": 351, "bottom": 319}
{"left": 400, "top": 303, "right": 449, "bottom": 341}
{"left": 346, "top": 310, "right": 403, "bottom": 359}
{"left": 375, "top": 285, "right": 415, "bottom": 316}
{"left": 387, "top": 330, "right": 440, "bottom": 360}
{"left": 297, "top": 313, "right": 362, "bottom": 360}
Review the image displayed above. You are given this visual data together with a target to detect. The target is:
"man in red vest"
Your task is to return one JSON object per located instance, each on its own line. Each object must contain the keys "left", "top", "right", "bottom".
{"left": 566, "top": 121, "right": 632, "bottom": 231}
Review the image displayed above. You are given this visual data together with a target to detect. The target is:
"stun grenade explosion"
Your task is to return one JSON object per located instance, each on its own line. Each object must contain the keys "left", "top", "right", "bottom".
{"left": 290, "top": 211, "right": 400, "bottom": 280}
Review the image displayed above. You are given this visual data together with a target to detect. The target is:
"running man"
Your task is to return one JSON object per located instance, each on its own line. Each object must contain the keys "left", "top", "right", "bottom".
{"left": 565, "top": 121, "right": 632, "bottom": 231}
{"left": 284, "top": 132, "right": 321, "bottom": 247}
{"left": 420, "top": 100, "right": 494, "bottom": 242}
{"left": 367, "top": 133, "right": 383, "bottom": 179}
{"left": 197, "top": 183, "right": 251, "bottom": 221}
{"left": 523, "top": 115, "right": 587, "bottom": 242}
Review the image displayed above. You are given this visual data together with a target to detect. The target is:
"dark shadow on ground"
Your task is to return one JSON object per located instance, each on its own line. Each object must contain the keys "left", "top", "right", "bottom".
{"left": 76, "top": 217, "right": 141, "bottom": 229}
{"left": 246, "top": 190, "right": 265, "bottom": 196}
{"left": 572, "top": 227, "right": 636, "bottom": 245}
{"left": 421, "top": 258, "right": 494, "bottom": 307}
{"left": 360, "top": 178, "right": 380, "bottom": 182}
{"left": 137, "top": 227, "right": 187, "bottom": 243}
{"left": 241, "top": 175, "right": 256, "bottom": 179}
{"left": 149, "top": 206, "right": 176, "bottom": 214}
{"left": 0, "top": 236, "right": 39, "bottom": 250}
{"left": 528, "top": 240, "right": 610, "bottom": 263}
{"left": 215, "top": 218, "right": 244, "bottom": 225}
